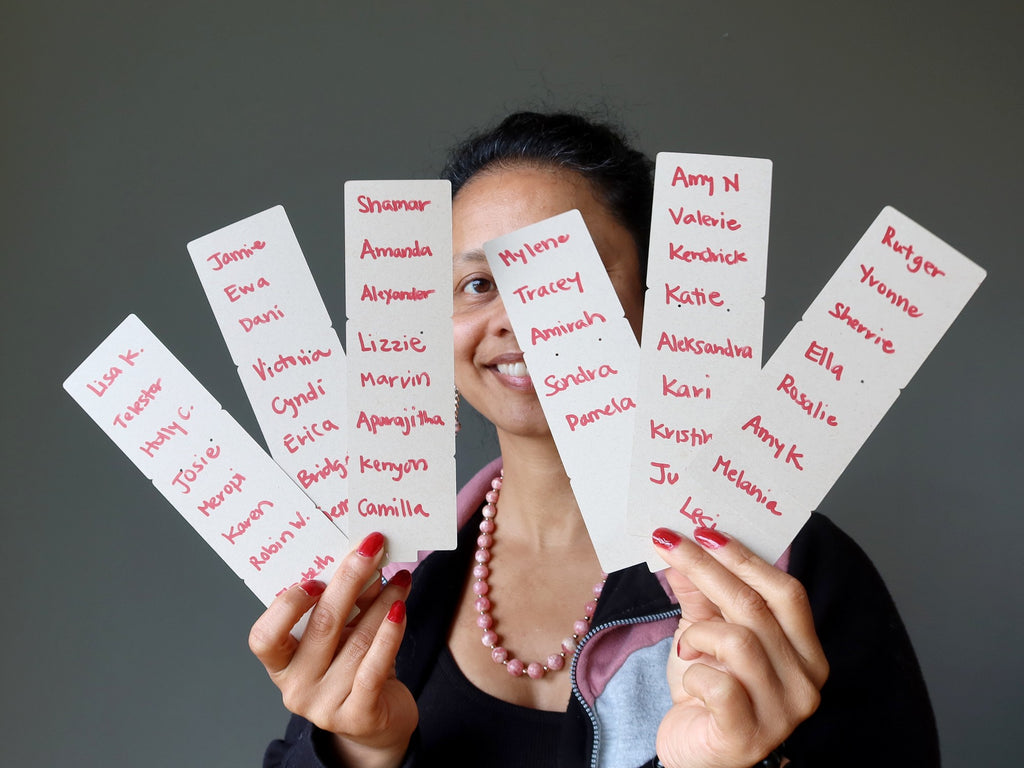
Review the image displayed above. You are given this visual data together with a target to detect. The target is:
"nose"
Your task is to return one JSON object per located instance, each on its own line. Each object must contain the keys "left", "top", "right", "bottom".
{"left": 486, "top": 290, "right": 522, "bottom": 346}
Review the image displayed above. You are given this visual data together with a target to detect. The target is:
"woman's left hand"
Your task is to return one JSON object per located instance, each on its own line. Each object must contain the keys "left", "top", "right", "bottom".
{"left": 651, "top": 526, "right": 828, "bottom": 768}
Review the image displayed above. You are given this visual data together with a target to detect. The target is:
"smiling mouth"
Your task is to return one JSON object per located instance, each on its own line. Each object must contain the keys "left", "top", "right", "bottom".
{"left": 496, "top": 361, "right": 530, "bottom": 378}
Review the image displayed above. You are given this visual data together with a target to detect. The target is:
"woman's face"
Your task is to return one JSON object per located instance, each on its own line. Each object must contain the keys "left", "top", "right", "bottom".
{"left": 452, "top": 164, "right": 644, "bottom": 438}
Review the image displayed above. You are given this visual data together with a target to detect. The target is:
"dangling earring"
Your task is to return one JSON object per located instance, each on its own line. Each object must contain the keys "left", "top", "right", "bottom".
{"left": 454, "top": 388, "right": 462, "bottom": 435}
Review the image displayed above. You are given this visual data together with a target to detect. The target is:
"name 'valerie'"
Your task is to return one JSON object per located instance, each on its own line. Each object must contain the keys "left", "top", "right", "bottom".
{"left": 668, "top": 207, "right": 741, "bottom": 230}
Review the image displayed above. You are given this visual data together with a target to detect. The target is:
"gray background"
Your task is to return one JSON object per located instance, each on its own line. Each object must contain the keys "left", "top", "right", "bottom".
{"left": 3, "top": 1, "right": 1021, "bottom": 765}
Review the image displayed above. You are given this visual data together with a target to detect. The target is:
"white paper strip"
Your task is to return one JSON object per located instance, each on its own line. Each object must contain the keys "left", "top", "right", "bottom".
{"left": 344, "top": 181, "right": 456, "bottom": 562}
{"left": 63, "top": 315, "right": 347, "bottom": 608}
{"left": 648, "top": 206, "right": 987, "bottom": 563}
{"left": 628, "top": 154, "right": 771, "bottom": 546}
{"left": 188, "top": 206, "right": 350, "bottom": 534}
{"left": 483, "top": 210, "right": 649, "bottom": 572}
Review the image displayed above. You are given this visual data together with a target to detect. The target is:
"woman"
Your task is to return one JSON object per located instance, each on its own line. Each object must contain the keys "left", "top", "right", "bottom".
{"left": 250, "top": 113, "right": 939, "bottom": 767}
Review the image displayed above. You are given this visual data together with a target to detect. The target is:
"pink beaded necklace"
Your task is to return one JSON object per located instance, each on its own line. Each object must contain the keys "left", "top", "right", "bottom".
{"left": 472, "top": 472, "right": 607, "bottom": 679}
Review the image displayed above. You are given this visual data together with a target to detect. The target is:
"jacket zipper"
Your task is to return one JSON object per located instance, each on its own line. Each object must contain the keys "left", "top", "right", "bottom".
{"left": 570, "top": 608, "right": 682, "bottom": 768}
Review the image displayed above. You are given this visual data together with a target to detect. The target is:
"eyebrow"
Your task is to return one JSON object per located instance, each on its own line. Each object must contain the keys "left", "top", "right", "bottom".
{"left": 454, "top": 248, "right": 488, "bottom": 265}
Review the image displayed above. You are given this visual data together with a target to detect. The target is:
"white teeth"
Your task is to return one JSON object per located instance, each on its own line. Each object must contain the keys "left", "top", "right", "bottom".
{"left": 496, "top": 361, "right": 529, "bottom": 377}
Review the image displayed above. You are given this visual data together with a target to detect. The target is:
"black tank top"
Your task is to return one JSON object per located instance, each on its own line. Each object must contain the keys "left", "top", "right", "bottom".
{"left": 415, "top": 645, "right": 568, "bottom": 766}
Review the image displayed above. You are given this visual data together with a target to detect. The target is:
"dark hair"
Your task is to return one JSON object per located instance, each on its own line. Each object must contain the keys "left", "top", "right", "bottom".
{"left": 441, "top": 111, "right": 655, "bottom": 278}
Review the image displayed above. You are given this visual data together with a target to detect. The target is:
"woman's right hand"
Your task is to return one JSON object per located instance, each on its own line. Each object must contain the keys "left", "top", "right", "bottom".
{"left": 249, "top": 532, "right": 418, "bottom": 768}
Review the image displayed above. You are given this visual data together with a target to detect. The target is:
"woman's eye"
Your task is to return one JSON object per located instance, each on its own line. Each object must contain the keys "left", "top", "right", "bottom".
{"left": 462, "top": 277, "right": 494, "bottom": 295}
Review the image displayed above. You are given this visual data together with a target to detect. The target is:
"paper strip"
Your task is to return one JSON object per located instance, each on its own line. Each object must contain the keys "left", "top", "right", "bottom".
{"left": 648, "top": 206, "right": 987, "bottom": 563}
{"left": 63, "top": 315, "right": 347, "bottom": 608}
{"left": 483, "top": 209, "right": 649, "bottom": 572}
{"left": 344, "top": 181, "right": 456, "bottom": 562}
{"left": 187, "top": 206, "right": 350, "bottom": 535}
{"left": 628, "top": 153, "right": 771, "bottom": 543}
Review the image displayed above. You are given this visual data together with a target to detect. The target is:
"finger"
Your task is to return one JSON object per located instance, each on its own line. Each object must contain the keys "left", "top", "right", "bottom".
{"left": 690, "top": 528, "right": 826, "bottom": 682}
{"left": 653, "top": 527, "right": 825, "bottom": 677}
{"left": 680, "top": 662, "right": 756, "bottom": 740}
{"left": 682, "top": 621, "right": 822, "bottom": 746}
{"left": 653, "top": 527, "right": 777, "bottom": 629}
{"left": 249, "top": 580, "right": 328, "bottom": 675}
{"left": 348, "top": 569, "right": 412, "bottom": 628}
{"left": 324, "top": 569, "right": 413, "bottom": 686}
{"left": 346, "top": 600, "right": 408, "bottom": 713}
{"left": 665, "top": 568, "right": 723, "bottom": 624}
{"left": 292, "top": 532, "right": 388, "bottom": 674}
{"left": 679, "top": 621, "right": 781, "bottom": 701}
{"left": 350, "top": 570, "right": 385, "bottom": 622}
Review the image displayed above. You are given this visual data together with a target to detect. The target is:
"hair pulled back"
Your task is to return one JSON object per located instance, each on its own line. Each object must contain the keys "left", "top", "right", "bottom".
{"left": 441, "top": 111, "right": 655, "bottom": 276}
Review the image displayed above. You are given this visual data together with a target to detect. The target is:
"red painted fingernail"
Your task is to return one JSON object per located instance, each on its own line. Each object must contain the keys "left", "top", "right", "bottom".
{"left": 388, "top": 569, "right": 412, "bottom": 589}
{"left": 652, "top": 527, "right": 683, "bottom": 550}
{"left": 357, "top": 531, "right": 385, "bottom": 558}
{"left": 299, "top": 580, "right": 326, "bottom": 597}
{"left": 694, "top": 527, "right": 729, "bottom": 550}
{"left": 386, "top": 600, "right": 406, "bottom": 623}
